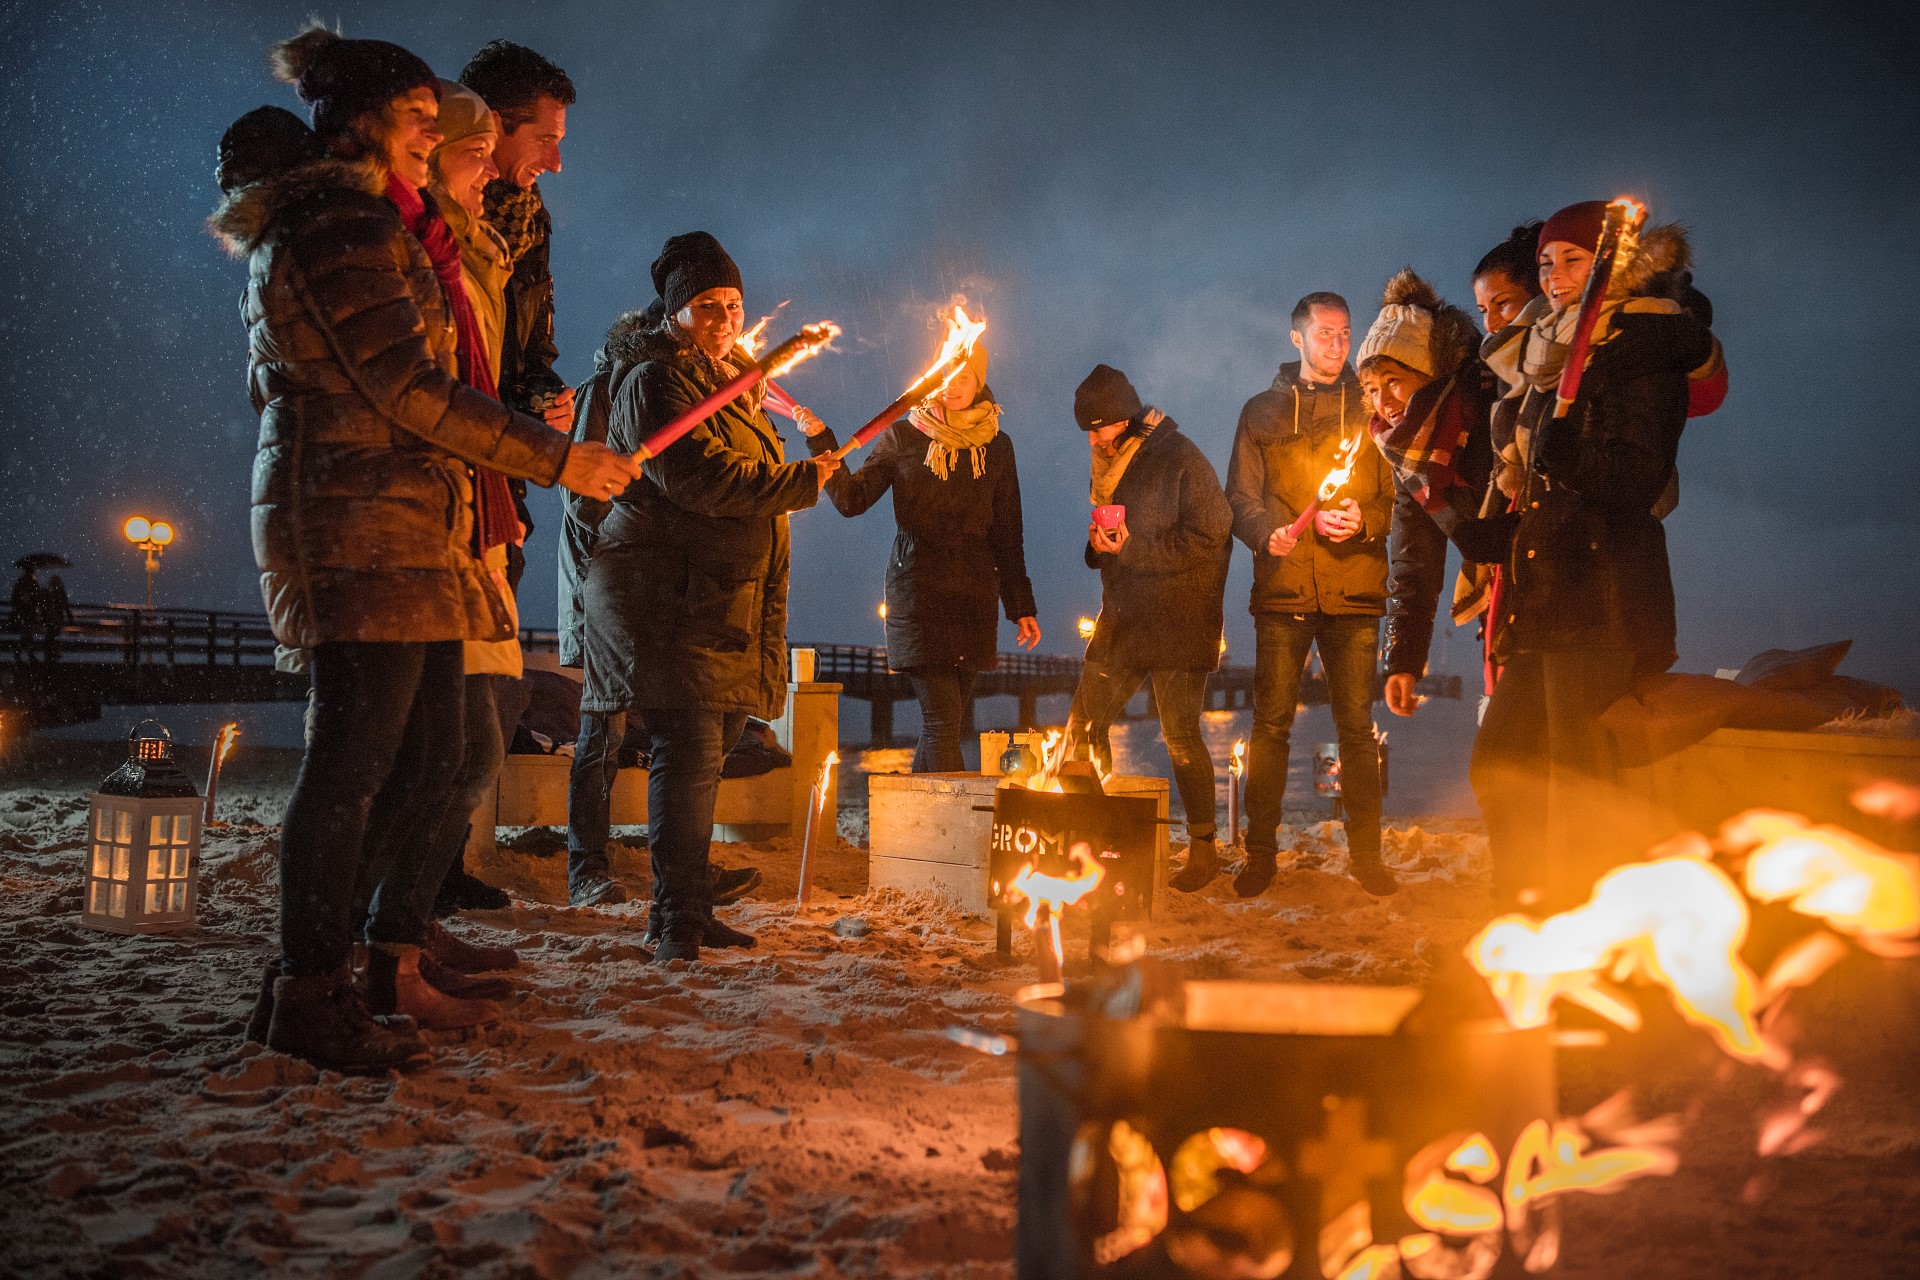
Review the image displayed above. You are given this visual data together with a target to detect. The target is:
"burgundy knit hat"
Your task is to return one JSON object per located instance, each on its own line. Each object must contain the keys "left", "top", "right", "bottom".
{"left": 1537, "top": 201, "right": 1610, "bottom": 256}
{"left": 270, "top": 25, "right": 439, "bottom": 144}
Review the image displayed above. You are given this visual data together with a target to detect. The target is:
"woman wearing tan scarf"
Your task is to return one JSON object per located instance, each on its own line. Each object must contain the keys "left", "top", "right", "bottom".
{"left": 801, "top": 343, "right": 1041, "bottom": 772}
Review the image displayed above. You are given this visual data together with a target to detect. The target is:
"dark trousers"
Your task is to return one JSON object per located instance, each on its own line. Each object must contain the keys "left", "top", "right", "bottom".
{"left": 907, "top": 666, "right": 977, "bottom": 773}
{"left": 642, "top": 706, "right": 748, "bottom": 925}
{"left": 567, "top": 708, "right": 626, "bottom": 890}
{"left": 1067, "top": 661, "right": 1215, "bottom": 841}
{"left": 367, "top": 673, "right": 505, "bottom": 939}
{"left": 1470, "top": 648, "right": 1636, "bottom": 910}
{"left": 280, "top": 640, "right": 464, "bottom": 976}
{"left": 1245, "top": 613, "right": 1382, "bottom": 857}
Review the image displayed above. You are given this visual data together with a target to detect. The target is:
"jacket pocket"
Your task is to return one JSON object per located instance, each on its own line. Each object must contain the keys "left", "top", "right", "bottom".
{"left": 679, "top": 564, "right": 758, "bottom": 654}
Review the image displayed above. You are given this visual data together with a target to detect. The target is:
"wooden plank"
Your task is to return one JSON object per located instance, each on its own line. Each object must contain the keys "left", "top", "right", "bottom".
{"left": 868, "top": 852, "right": 991, "bottom": 915}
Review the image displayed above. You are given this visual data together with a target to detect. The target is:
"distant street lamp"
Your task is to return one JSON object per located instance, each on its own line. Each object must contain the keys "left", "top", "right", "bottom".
{"left": 123, "top": 516, "right": 174, "bottom": 610}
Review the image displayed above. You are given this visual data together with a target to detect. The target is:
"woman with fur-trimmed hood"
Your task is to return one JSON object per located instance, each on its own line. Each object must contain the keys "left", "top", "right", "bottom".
{"left": 208, "top": 26, "right": 635, "bottom": 1073}
{"left": 1460, "top": 201, "right": 1724, "bottom": 911}
{"left": 1353, "top": 269, "right": 1497, "bottom": 720}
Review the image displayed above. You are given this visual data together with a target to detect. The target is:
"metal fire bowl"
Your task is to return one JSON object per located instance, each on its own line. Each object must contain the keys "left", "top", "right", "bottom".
{"left": 1014, "top": 981, "right": 1557, "bottom": 1279}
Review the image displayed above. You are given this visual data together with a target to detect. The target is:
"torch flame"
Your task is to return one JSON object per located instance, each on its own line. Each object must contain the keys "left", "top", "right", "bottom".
{"left": 1076, "top": 615, "right": 1097, "bottom": 641}
{"left": 909, "top": 303, "right": 987, "bottom": 398}
{"left": 1724, "top": 810, "right": 1920, "bottom": 954}
{"left": 762, "top": 321, "right": 843, "bottom": 379}
{"left": 1316, "top": 434, "right": 1364, "bottom": 503}
{"left": 215, "top": 721, "right": 241, "bottom": 764}
{"left": 1229, "top": 738, "right": 1246, "bottom": 778}
{"left": 1466, "top": 851, "right": 1779, "bottom": 1066}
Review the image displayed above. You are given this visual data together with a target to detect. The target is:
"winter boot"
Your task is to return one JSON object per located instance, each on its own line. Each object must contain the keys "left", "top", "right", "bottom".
{"left": 569, "top": 875, "right": 628, "bottom": 908}
{"left": 423, "top": 920, "right": 519, "bottom": 973}
{"left": 367, "top": 943, "right": 500, "bottom": 1031}
{"left": 244, "top": 959, "right": 279, "bottom": 1045}
{"left": 1234, "top": 849, "right": 1279, "bottom": 899}
{"left": 1349, "top": 850, "right": 1399, "bottom": 897}
{"left": 419, "top": 950, "right": 514, "bottom": 1001}
{"left": 435, "top": 867, "right": 511, "bottom": 915}
{"left": 264, "top": 966, "right": 428, "bottom": 1073}
{"left": 652, "top": 916, "right": 704, "bottom": 964}
{"left": 712, "top": 864, "right": 762, "bottom": 905}
{"left": 1170, "top": 837, "right": 1221, "bottom": 893}
{"left": 702, "top": 915, "right": 758, "bottom": 949}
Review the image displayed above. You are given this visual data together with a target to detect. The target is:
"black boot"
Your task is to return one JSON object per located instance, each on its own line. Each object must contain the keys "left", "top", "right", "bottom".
{"left": 1350, "top": 850, "right": 1399, "bottom": 897}
{"left": 702, "top": 915, "right": 758, "bottom": 949}
{"left": 1170, "top": 837, "right": 1220, "bottom": 892}
{"left": 244, "top": 959, "right": 279, "bottom": 1045}
{"left": 264, "top": 966, "right": 428, "bottom": 1073}
{"left": 711, "top": 864, "right": 761, "bottom": 905}
{"left": 1234, "top": 849, "right": 1278, "bottom": 899}
{"left": 652, "top": 915, "right": 704, "bottom": 964}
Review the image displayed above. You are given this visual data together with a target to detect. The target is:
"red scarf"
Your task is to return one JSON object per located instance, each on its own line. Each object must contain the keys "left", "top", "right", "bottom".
{"left": 387, "top": 174, "right": 520, "bottom": 555}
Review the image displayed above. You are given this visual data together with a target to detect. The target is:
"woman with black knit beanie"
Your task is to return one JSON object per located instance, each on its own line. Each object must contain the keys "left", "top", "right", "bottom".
{"left": 210, "top": 24, "right": 636, "bottom": 1072}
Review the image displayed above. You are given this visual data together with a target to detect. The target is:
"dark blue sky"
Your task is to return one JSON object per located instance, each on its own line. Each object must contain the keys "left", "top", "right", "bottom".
{"left": 3, "top": 0, "right": 1915, "bottom": 688}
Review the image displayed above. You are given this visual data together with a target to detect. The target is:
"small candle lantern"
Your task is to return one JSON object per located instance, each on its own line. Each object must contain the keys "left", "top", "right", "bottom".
{"left": 82, "top": 720, "right": 203, "bottom": 934}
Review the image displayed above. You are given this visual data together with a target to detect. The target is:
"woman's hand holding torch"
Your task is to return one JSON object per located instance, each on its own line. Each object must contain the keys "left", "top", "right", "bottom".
{"left": 559, "top": 441, "right": 643, "bottom": 499}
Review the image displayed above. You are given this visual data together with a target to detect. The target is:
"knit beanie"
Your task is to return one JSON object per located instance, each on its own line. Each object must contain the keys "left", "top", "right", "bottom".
{"left": 1356, "top": 269, "right": 1447, "bottom": 377}
{"left": 961, "top": 341, "right": 990, "bottom": 389}
{"left": 1073, "top": 363, "right": 1144, "bottom": 430}
{"left": 652, "top": 232, "right": 744, "bottom": 316}
{"left": 1537, "top": 200, "right": 1610, "bottom": 255}
{"left": 270, "top": 25, "right": 439, "bottom": 145}
{"left": 215, "top": 105, "right": 321, "bottom": 193}
{"left": 431, "top": 78, "right": 496, "bottom": 153}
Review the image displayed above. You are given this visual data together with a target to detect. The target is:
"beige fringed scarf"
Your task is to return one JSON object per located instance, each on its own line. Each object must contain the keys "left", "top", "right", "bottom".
{"left": 907, "top": 399, "right": 1001, "bottom": 480}
{"left": 1089, "top": 408, "right": 1163, "bottom": 505}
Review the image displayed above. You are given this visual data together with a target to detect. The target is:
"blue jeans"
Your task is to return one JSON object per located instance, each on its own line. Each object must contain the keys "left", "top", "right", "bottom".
{"left": 567, "top": 709, "right": 626, "bottom": 890}
{"left": 1245, "top": 613, "right": 1381, "bottom": 856}
{"left": 642, "top": 707, "right": 748, "bottom": 924}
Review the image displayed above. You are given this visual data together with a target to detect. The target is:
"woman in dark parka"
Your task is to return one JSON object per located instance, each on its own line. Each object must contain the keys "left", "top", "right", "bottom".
{"left": 801, "top": 343, "right": 1042, "bottom": 773}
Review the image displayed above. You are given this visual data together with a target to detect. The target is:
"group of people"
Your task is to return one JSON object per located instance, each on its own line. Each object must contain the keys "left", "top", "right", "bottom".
{"left": 7, "top": 568, "right": 73, "bottom": 663}
{"left": 210, "top": 22, "right": 1724, "bottom": 1075}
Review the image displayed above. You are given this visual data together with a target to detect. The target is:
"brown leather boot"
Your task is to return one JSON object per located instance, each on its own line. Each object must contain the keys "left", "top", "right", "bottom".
{"left": 367, "top": 943, "right": 500, "bottom": 1030}
{"left": 423, "top": 920, "right": 519, "bottom": 973}
{"left": 419, "top": 950, "right": 514, "bottom": 1001}
{"left": 264, "top": 966, "right": 428, "bottom": 1072}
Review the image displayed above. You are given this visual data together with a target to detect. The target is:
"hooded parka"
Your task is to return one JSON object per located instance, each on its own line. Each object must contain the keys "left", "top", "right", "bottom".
{"left": 209, "top": 157, "right": 571, "bottom": 651}
{"left": 804, "top": 411, "right": 1037, "bottom": 672}
{"left": 1226, "top": 364, "right": 1395, "bottom": 617}
{"left": 558, "top": 309, "right": 650, "bottom": 668}
{"left": 581, "top": 322, "right": 820, "bottom": 719}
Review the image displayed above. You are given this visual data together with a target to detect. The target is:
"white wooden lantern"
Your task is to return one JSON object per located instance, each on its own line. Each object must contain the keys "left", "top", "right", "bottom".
{"left": 82, "top": 720, "right": 203, "bottom": 934}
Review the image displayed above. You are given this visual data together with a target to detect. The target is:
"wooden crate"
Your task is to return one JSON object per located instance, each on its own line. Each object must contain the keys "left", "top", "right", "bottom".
{"left": 868, "top": 773, "right": 1170, "bottom": 915}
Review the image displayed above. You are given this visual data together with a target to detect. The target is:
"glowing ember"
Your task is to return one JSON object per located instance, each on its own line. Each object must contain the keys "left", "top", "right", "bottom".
{"left": 1724, "top": 810, "right": 1920, "bottom": 954}
{"left": 1466, "top": 851, "right": 1779, "bottom": 1066}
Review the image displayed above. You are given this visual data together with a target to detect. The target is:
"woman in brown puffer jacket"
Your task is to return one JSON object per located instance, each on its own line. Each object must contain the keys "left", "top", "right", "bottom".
{"left": 210, "top": 26, "right": 635, "bottom": 1073}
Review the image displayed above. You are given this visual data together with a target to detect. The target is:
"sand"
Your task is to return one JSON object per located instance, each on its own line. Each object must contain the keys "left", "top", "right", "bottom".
{"left": 3, "top": 740, "right": 1918, "bottom": 1277}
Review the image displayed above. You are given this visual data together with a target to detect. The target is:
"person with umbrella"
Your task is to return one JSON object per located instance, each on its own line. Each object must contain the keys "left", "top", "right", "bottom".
{"left": 9, "top": 553, "right": 67, "bottom": 664}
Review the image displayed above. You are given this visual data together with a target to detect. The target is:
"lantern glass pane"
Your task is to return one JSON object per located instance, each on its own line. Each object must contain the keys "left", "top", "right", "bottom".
{"left": 112, "top": 846, "right": 130, "bottom": 881}
{"left": 173, "top": 815, "right": 191, "bottom": 844}
{"left": 92, "top": 844, "right": 110, "bottom": 877}
{"left": 149, "top": 814, "right": 165, "bottom": 845}
{"left": 114, "top": 809, "right": 132, "bottom": 843}
{"left": 147, "top": 846, "right": 167, "bottom": 880}
{"left": 94, "top": 808, "right": 110, "bottom": 840}
{"left": 145, "top": 882, "right": 161, "bottom": 914}
{"left": 169, "top": 882, "right": 187, "bottom": 912}
{"left": 89, "top": 880, "right": 108, "bottom": 915}
{"left": 171, "top": 847, "right": 189, "bottom": 878}
{"left": 109, "top": 883, "right": 126, "bottom": 917}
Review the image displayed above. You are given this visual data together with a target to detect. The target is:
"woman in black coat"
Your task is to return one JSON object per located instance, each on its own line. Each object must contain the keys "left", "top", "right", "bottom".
{"left": 802, "top": 344, "right": 1041, "bottom": 772}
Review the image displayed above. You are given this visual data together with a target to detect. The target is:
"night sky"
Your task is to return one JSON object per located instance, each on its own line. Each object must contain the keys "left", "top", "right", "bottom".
{"left": 3, "top": 0, "right": 1915, "bottom": 691}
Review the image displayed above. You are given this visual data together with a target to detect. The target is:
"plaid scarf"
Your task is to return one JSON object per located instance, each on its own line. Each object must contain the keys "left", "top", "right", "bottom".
{"left": 481, "top": 179, "right": 543, "bottom": 265}
{"left": 1368, "top": 373, "right": 1470, "bottom": 511}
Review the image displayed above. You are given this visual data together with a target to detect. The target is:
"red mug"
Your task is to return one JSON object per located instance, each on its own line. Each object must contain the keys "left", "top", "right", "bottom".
{"left": 1092, "top": 504, "right": 1126, "bottom": 530}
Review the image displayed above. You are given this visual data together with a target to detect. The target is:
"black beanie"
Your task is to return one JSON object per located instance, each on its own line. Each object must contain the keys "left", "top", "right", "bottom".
{"left": 652, "top": 232, "right": 744, "bottom": 317}
{"left": 1073, "top": 364, "right": 1144, "bottom": 430}
{"left": 270, "top": 25, "right": 439, "bottom": 144}
{"left": 216, "top": 106, "right": 322, "bottom": 193}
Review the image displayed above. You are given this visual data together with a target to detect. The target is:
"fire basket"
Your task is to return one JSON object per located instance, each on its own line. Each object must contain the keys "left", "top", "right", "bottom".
{"left": 1013, "top": 979, "right": 1563, "bottom": 1279}
{"left": 991, "top": 785, "right": 1161, "bottom": 964}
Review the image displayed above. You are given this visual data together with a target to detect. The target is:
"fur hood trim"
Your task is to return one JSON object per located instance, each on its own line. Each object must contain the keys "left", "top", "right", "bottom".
{"left": 1378, "top": 266, "right": 1482, "bottom": 375}
{"left": 1617, "top": 222, "right": 1692, "bottom": 296}
{"left": 207, "top": 157, "right": 385, "bottom": 258}
{"left": 602, "top": 307, "right": 662, "bottom": 367}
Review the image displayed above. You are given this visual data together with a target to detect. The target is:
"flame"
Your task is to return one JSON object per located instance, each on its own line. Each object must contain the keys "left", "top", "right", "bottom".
{"left": 1316, "top": 433, "right": 1364, "bottom": 503}
{"left": 1334, "top": 1245, "right": 1401, "bottom": 1280}
{"left": 761, "top": 321, "right": 843, "bottom": 379}
{"left": 1502, "top": 1118, "right": 1677, "bottom": 1227}
{"left": 214, "top": 721, "right": 241, "bottom": 764}
{"left": 1091, "top": 1120, "right": 1168, "bottom": 1265}
{"left": 1008, "top": 843, "right": 1106, "bottom": 971}
{"left": 1403, "top": 1134, "right": 1504, "bottom": 1235}
{"left": 1170, "top": 1127, "right": 1269, "bottom": 1213}
{"left": 909, "top": 303, "right": 987, "bottom": 398}
{"left": 1466, "top": 851, "right": 1779, "bottom": 1066}
{"left": 1229, "top": 738, "right": 1246, "bottom": 778}
{"left": 1725, "top": 810, "right": 1920, "bottom": 953}
{"left": 1026, "top": 728, "right": 1068, "bottom": 793}
{"left": 1757, "top": 1061, "right": 1840, "bottom": 1157}
{"left": 1443, "top": 1134, "right": 1500, "bottom": 1183}
{"left": 816, "top": 749, "right": 839, "bottom": 812}
{"left": 1851, "top": 779, "right": 1920, "bottom": 823}
{"left": 1077, "top": 615, "right": 1097, "bottom": 641}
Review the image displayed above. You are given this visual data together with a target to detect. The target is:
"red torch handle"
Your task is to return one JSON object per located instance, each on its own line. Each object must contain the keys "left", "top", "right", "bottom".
{"left": 1553, "top": 201, "right": 1646, "bottom": 419}
{"left": 827, "top": 350, "right": 969, "bottom": 462}
{"left": 1283, "top": 500, "right": 1320, "bottom": 542}
{"left": 636, "top": 366, "right": 766, "bottom": 460}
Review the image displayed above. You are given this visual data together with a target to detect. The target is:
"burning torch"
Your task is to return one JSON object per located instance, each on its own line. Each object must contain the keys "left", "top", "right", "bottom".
{"left": 827, "top": 304, "right": 988, "bottom": 462}
{"left": 1551, "top": 197, "right": 1647, "bottom": 420}
{"left": 1279, "top": 432, "right": 1364, "bottom": 545}
{"left": 633, "top": 321, "right": 841, "bottom": 462}
{"left": 203, "top": 721, "right": 240, "bottom": 825}
{"left": 795, "top": 750, "right": 839, "bottom": 908}
{"left": 1226, "top": 738, "right": 1246, "bottom": 851}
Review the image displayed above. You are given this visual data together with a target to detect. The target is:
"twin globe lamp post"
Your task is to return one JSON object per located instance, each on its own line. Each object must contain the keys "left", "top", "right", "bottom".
{"left": 122, "top": 515, "right": 174, "bottom": 611}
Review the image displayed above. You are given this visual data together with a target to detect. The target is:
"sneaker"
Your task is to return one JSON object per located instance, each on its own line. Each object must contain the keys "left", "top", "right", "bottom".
{"left": 712, "top": 864, "right": 762, "bottom": 905}
{"left": 1169, "top": 838, "right": 1220, "bottom": 893}
{"left": 423, "top": 920, "right": 519, "bottom": 973}
{"left": 569, "top": 876, "right": 628, "bottom": 908}
{"left": 653, "top": 917, "right": 703, "bottom": 964}
{"left": 1234, "top": 850, "right": 1278, "bottom": 899}
{"left": 1350, "top": 853, "right": 1399, "bottom": 897}
{"left": 437, "top": 869, "right": 511, "bottom": 913}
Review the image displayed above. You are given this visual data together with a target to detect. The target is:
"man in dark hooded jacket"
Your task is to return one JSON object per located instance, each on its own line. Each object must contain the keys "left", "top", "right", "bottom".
{"left": 1064, "top": 365, "right": 1233, "bottom": 892}
{"left": 1225, "top": 293, "right": 1397, "bottom": 898}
